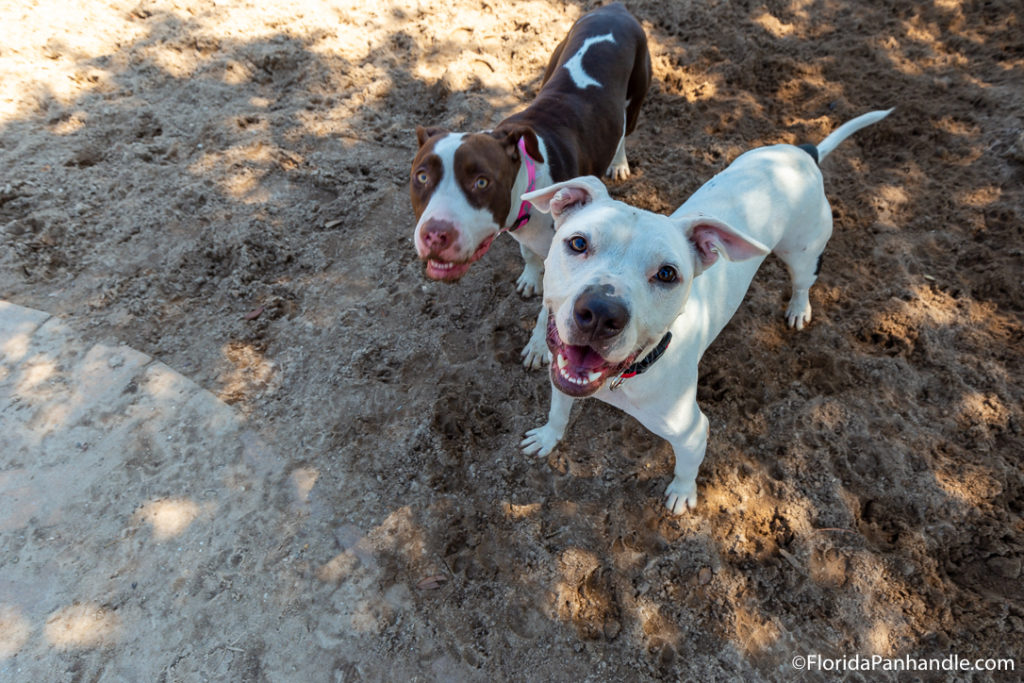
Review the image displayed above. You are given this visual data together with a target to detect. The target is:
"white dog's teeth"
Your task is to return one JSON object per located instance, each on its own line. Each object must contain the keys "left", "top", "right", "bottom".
{"left": 558, "top": 361, "right": 602, "bottom": 386}
{"left": 560, "top": 366, "right": 582, "bottom": 385}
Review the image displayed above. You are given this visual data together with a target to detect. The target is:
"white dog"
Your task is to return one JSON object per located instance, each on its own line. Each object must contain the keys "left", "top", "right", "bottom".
{"left": 519, "top": 109, "right": 893, "bottom": 513}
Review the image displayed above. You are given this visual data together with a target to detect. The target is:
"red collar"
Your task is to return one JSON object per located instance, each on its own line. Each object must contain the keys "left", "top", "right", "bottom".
{"left": 609, "top": 332, "right": 672, "bottom": 390}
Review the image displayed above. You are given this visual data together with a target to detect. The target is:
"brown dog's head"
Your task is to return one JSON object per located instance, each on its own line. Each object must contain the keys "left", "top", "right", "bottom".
{"left": 410, "top": 125, "right": 542, "bottom": 281}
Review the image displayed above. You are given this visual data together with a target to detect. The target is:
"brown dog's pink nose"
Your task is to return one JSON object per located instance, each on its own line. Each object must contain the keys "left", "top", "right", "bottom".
{"left": 422, "top": 219, "right": 456, "bottom": 253}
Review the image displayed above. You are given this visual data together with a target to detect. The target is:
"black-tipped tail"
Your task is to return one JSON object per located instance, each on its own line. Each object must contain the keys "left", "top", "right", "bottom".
{"left": 797, "top": 143, "right": 819, "bottom": 166}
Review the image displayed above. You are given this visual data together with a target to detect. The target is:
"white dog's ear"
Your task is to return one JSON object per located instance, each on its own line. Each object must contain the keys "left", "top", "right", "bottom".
{"left": 676, "top": 215, "right": 770, "bottom": 273}
{"left": 522, "top": 176, "right": 608, "bottom": 227}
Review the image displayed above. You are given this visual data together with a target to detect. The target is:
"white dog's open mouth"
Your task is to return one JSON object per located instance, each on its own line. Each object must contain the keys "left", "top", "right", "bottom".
{"left": 425, "top": 235, "right": 496, "bottom": 282}
{"left": 545, "top": 316, "right": 636, "bottom": 397}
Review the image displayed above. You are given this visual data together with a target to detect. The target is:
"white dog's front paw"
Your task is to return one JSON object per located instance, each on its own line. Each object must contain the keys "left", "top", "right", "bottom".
{"left": 606, "top": 159, "right": 630, "bottom": 181}
{"left": 521, "top": 425, "right": 561, "bottom": 457}
{"left": 520, "top": 330, "right": 551, "bottom": 370}
{"left": 664, "top": 476, "right": 698, "bottom": 514}
{"left": 516, "top": 268, "right": 542, "bottom": 298}
{"left": 521, "top": 344, "right": 551, "bottom": 370}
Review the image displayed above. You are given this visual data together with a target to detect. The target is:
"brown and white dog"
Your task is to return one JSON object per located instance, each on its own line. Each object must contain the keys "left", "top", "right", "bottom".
{"left": 410, "top": 3, "right": 650, "bottom": 368}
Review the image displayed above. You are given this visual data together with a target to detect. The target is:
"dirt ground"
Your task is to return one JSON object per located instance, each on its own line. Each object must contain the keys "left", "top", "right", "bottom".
{"left": 1, "top": 0, "right": 1022, "bottom": 680}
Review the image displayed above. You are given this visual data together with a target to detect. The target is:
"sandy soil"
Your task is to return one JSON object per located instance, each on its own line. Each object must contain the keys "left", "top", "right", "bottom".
{"left": 1, "top": 0, "right": 1022, "bottom": 680}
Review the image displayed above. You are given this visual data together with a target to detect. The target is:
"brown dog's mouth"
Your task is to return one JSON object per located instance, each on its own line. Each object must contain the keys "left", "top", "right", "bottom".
{"left": 424, "top": 234, "right": 496, "bottom": 282}
{"left": 545, "top": 315, "right": 636, "bottom": 397}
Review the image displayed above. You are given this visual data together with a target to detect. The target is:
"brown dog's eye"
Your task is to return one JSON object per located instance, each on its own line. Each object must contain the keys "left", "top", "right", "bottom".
{"left": 656, "top": 265, "right": 677, "bottom": 283}
{"left": 475, "top": 177, "right": 489, "bottom": 190}
{"left": 415, "top": 171, "right": 429, "bottom": 185}
{"left": 567, "top": 235, "right": 587, "bottom": 253}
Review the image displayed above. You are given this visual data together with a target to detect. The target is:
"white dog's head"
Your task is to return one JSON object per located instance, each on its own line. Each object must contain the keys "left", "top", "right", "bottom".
{"left": 523, "top": 176, "right": 769, "bottom": 397}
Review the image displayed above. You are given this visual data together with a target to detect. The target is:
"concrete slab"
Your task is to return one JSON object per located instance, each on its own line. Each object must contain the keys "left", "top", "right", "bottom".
{"left": 0, "top": 301, "right": 321, "bottom": 680}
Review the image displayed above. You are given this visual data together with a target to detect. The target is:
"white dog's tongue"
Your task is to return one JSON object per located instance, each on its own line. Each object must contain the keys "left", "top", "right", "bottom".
{"left": 563, "top": 344, "right": 607, "bottom": 372}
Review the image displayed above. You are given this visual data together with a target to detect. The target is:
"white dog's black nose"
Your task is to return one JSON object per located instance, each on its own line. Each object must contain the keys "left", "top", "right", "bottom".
{"left": 573, "top": 286, "right": 629, "bottom": 340}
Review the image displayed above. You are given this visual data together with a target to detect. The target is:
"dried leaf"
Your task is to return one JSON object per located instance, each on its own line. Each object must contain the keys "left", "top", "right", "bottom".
{"left": 416, "top": 574, "right": 448, "bottom": 590}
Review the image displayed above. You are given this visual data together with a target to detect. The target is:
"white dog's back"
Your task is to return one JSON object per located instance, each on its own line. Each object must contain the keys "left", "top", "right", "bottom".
{"left": 674, "top": 146, "right": 824, "bottom": 253}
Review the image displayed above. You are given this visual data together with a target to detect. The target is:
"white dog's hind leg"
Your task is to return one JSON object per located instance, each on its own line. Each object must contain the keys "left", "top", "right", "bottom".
{"left": 781, "top": 256, "right": 818, "bottom": 330}
{"left": 776, "top": 209, "right": 832, "bottom": 331}
{"left": 516, "top": 242, "right": 544, "bottom": 297}
{"left": 521, "top": 386, "right": 574, "bottom": 457}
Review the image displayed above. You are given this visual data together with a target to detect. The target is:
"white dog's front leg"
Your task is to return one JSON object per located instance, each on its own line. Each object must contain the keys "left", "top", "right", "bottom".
{"left": 521, "top": 385, "right": 574, "bottom": 457}
{"left": 521, "top": 306, "right": 551, "bottom": 369}
{"left": 663, "top": 410, "right": 710, "bottom": 514}
{"left": 515, "top": 242, "right": 544, "bottom": 298}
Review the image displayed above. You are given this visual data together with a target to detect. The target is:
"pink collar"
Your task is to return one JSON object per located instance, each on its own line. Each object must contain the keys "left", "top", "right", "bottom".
{"left": 506, "top": 138, "right": 537, "bottom": 232}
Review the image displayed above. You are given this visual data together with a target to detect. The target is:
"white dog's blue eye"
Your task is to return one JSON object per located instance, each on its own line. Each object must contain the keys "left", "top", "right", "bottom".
{"left": 567, "top": 235, "right": 588, "bottom": 253}
{"left": 655, "top": 265, "right": 677, "bottom": 283}
{"left": 415, "top": 170, "right": 429, "bottom": 184}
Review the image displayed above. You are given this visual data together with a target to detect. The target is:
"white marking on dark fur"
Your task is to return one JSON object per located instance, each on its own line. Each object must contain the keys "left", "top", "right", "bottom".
{"left": 562, "top": 32, "right": 616, "bottom": 89}
{"left": 420, "top": 134, "right": 468, "bottom": 224}
{"left": 415, "top": 133, "right": 498, "bottom": 256}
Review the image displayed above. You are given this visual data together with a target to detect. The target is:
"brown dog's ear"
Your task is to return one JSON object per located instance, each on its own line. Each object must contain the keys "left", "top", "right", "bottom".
{"left": 416, "top": 125, "right": 448, "bottom": 148}
{"left": 492, "top": 125, "right": 545, "bottom": 163}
